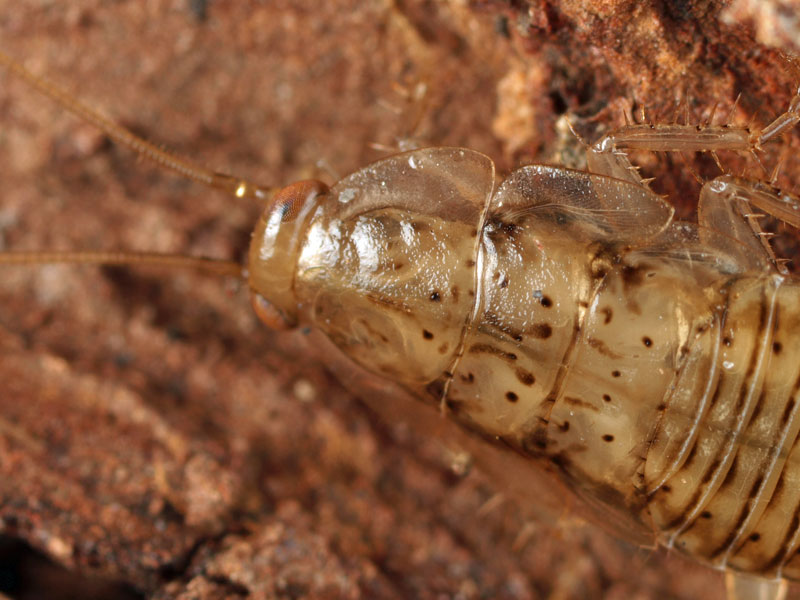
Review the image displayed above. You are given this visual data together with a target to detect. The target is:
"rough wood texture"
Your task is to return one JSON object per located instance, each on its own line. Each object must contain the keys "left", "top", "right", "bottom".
{"left": 1, "top": 1, "right": 799, "bottom": 598}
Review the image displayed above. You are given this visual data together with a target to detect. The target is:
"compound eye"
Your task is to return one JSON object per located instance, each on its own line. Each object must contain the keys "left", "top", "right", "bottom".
{"left": 251, "top": 292, "right": 296, "bottom": 330}
{"left": 270, "top": 180, "right": 328, "bottom": 223}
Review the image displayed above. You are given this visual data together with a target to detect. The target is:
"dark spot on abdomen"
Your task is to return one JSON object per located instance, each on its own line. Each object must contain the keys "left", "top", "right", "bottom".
{"left": 719, "top": 456, "right": 739, "bottom": 488}
{"left": 587, "top": 337, "right": 623, "bottom": 359}
{"left": 515, "top": 368, "right": 535, "bottom": 386}
{"left": 529, "top": 323, "right": 553, "bottom": 339}
{"left": 564, "top": 396, "right": 599, "bottom": 412}
{"left": 522, "top": 428, "right": 550, "bottom": 454}
{"left": 621, "top": 263, "right": 649, "bottom": 287}
{"left": 444, "top": 397, "right": 466, "bottom": 415}
{"left": 469, "top": 344, "right": 517, "bottom": 361}
{"left": 747, "top": 475, "right": 764, "bottom": 499}
{"left": 781, "top": 398, "right": 796, "bottom": 428}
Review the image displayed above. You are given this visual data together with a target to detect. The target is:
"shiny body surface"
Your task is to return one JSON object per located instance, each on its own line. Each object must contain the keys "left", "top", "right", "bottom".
{"left": 249, "top": 140, "right": 800, "bottom": 581}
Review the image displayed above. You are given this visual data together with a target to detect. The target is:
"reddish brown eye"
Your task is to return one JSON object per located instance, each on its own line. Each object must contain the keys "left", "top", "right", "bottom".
{"left": 251, "top": 292, "right": 296, "bottom": 330}
{"left": 270, "top": 180, "right": 328, "bottom": 223}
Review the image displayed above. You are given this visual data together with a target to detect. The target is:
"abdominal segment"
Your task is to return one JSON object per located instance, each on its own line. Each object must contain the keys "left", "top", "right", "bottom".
{"left": 443, "top": 205, "right": 800, "bottom": 578}
{"left": 294, "top": 150, "right": 800, "bottom": 578}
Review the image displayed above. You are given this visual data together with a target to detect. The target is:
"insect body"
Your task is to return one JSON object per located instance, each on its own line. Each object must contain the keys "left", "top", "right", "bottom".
{"left": 250, "top": 139, "right": 800, "bottom": 582}
{"left": 4, "top": 45, "right": 800, "bottom": 596}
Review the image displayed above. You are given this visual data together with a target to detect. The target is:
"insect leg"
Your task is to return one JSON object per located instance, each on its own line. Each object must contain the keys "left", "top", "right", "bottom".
{"left": 369, "top": 78, "right": 432, "bottom": 154}
{"left": 585, "top": 87, "right": 800, "bottom": 185}
{"left": 696, "top": 175, "right": 800, "bottom": 274}
{"left": 585, "top": 134, "right": 651, "bottom": 186}
{"left": 708, "top": 177, "right": 800, "bottom": 231}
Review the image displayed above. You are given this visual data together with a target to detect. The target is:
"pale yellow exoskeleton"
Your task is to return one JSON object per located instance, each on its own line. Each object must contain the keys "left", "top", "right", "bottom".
{"left": 3, "top": 48, "right": 800, "bottom": 600}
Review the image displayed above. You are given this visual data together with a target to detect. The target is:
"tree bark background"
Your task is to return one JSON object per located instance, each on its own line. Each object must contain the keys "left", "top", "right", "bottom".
{"left": 1, "top": 1, "right": 799, "bottom": 598}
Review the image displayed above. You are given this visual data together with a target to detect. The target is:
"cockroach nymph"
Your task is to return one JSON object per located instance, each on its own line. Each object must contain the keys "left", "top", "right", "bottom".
{"left": 3, "top": 26, "right": 800, "bottom": 600}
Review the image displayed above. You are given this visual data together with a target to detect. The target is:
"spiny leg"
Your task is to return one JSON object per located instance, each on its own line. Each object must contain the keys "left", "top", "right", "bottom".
{"left": 585, "top": 87, "right": 800, "bottom": 187}
{"left": 584, "top": 88, "right": 800, "bottom": 272}
{"left": 370, "top": 77, "right": 432, "bottom": 154}
{"left": 696, "top": 177, "right": 778, "bottom": 273}
{"left": 698, "top": 176, "right": 800, "bottom": 274}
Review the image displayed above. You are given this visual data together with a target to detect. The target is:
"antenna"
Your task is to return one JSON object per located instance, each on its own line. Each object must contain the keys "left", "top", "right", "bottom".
{"left": 0, "top": 251, "right": 244, "bottom": 278}
{"left": 0, "top": 49, "right": 266, "bottom": 278}
{"left": 0, "top": 49, "right": 277, "bottom": 201}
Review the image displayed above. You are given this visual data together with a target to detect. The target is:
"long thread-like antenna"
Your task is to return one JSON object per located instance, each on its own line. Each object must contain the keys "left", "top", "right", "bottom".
{"left": 0, "top": 251, "right": 244, "bottom": 278}
{"left": 0, "top": 49, "right": 268, "bottom": 279}
{"left": 0, "top": 49, "right": 277, "bottom": 201}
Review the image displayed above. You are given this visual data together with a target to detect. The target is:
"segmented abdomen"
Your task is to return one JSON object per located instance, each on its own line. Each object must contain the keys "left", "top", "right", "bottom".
{"left": 448, "top": 212, "right": 800, "bottom": 577}
{"left": 648, "top": 277, "right": 800, "bottom": 578}
{"left": 288, "top": 148, "right": 800, "bottom": 578}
